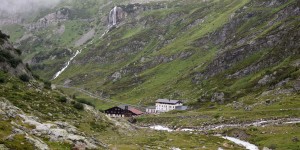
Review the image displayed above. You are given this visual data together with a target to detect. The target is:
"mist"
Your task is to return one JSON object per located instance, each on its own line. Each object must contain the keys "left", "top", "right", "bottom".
{"left": 0, "top": 0, "right": 63, "bottom": 15}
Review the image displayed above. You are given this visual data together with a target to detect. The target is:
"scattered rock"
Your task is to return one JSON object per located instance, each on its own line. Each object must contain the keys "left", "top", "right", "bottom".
{"left": 262, "top": 147, "right": 271, "bottom": 150}
{"left": 258, "top": 75, "right": 274, "bottom": 85}
{"left": 211, "top": 92, "right": 225, "bottom": 103}
{"left": 0, "top": 98, "right": 104, "bottom": 149}
{"left": 112, "top": 71, "right": 122, "bottom": 81}
{"left": 244, "top": 106, "right": 253, "bottom": 111}
{"left": 292, "top": 136, "right": 299, "bottom": 142}
{"left": 25, "top": 135, "right": 49, "bottom": 150}
{"left": 0, "top": 144, "right": 9, "bottom": 150}
{"left": 293, "top": 80, "right": 300, "bottom": 91}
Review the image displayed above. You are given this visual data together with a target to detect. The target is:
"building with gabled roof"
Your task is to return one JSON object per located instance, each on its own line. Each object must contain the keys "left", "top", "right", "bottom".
{"left": 104, "top": 105, "right": 143, "bottom": 118}
{"left": 155, "top": 99, "right": 185, "bottom": 113}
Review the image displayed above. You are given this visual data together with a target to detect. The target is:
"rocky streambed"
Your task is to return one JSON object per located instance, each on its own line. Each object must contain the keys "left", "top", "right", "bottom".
{"left": 148, "top": 118, "right": 300, "bottom": 150}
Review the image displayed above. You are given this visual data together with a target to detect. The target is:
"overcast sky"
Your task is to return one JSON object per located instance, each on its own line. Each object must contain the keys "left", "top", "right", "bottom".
{"left": 0, "top": 0, "right": 62, "bottom": 15}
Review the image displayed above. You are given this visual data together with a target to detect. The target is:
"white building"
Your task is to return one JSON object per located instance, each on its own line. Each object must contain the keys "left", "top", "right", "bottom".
{"left": 146, "top": 106, "right": 157, "bottom": 114}
{"left": 155, "top": 99, "right": 183, "bottom": 113}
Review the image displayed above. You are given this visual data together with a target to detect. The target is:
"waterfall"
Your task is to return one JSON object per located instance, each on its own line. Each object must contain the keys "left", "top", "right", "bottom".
{"left": 109, "top": 6, "right": 118, "bottom": 27}
{"left": 52, "top": 49, "right": 82, "bottom": 80}
{"left": 113, "top": 6, "right": 117, "bottom": 26}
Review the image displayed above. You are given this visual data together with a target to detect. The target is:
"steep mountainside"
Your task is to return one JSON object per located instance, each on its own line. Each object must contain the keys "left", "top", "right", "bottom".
{"left": 0, "top": 0, "right": 300, "bottom": 149}
{"left": 57, "top": 0, "right": 300, "bottom": 106}
{"left": 1, "top": 0, "right": 299, "bottom": 107}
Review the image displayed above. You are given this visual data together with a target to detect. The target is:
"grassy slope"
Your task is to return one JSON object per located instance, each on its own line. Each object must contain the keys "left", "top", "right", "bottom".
{"left": 55, "top": 0, "right": 250, "bottom": 101}
{"left": 52, "top": 0, "right": 299, "bottom": 149}
{"left": 0, "top": 71, "right": 245, "bottom": 149}
{"left": 0, "top": 24, "right": 25, "bottom": 42}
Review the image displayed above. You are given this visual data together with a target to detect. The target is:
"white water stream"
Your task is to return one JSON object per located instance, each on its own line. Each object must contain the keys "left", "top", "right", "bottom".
{"left": 149, "top": 125, "right": 258, "bottom": 150}
{"left": 52, "top": 5, "right": 119, "bottom": 80}
{"left": 222, "top": 136, "right": 259, "bottom": 150}
{"left": 52, "top": 49, "right": 82, "bottom": 79}
{"left": 149, "top": 118, "right": 300, "bottom": 150}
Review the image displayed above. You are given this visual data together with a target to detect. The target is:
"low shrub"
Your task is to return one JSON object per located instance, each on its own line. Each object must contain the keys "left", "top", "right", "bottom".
{"left": 0, "top": 77, "right": 5, "bottom": 83}
{"left": 73, "top": 103, "right": 84, "bottom": 110}
{"left": 15, "top": 49, "right": 22, "bottom": 55}
{"left": 25, "top": 63, "right": 31, "bottom": 71}
{"left": 76, "top": 98, "right": 95, "bottom": 107}
{"left": 0, "top": 51, "right": 22, "bottom": 68}
{"left": 0, "top": 31, "right": 9, "bottom": 40}
{"left": 58, "top": 96, "right": 67, "bottom": 103}
{"left": 44, "top": 81, "right": 51, "bottom": 89}
{"left": 9, "top": 58, "right": 22, "bottom": 68}
{"left": 19, "top": 74, "right": 30, "bottom": 82}
{"left": 32, "top": 74, "right": 40, "bottom": 80}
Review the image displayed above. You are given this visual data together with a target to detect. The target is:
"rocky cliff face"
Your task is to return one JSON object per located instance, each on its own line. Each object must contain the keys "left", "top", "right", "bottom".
{"left": 0, "top": 30, "right": 31, "bottom": 78}
{"left": 108, "top": 6, "right": 127, "bottom": 27}
{"left": 27, "top": 8, "right": 71, "bottom": 31}
{"left": 0, "top": 18, "right": 24, "bottom": 26}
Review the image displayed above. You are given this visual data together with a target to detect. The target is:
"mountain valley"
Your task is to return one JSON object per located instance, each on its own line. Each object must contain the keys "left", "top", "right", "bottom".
{"left": 0, "top": 0, "right": 300, "bottom": 149}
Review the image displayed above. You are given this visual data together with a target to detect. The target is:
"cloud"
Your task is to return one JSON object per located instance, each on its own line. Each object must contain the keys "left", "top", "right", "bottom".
{"left": 0, "top": 0, "right": 62, "bottom": 15}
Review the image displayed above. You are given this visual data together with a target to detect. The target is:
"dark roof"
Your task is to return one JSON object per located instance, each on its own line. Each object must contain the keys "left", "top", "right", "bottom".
{"left": 156, "top": 99, "right": 182, "bottom": 104}
{"left": 175, "top": 106, "right": 188, "bottom": 110}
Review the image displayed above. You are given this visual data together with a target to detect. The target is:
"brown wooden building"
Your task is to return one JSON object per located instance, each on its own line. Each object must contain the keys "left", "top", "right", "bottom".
{"left": 104, "top": 105, "right": 143, "bottom": 117}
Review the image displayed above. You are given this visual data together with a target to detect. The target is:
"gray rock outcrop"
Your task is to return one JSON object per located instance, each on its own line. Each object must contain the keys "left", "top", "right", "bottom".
{"left": 27, "top": 8, "right": 70, "bottom": 31}
{"left": 108, "top": 6, "right": 126, "bottom": 27}
{"left": 0, "top": 98, "right": 103, "bottom": 149}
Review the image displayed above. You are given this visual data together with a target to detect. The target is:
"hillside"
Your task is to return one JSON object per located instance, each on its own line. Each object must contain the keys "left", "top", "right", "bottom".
{"left": 1, "top": 0, "right": 298, "bottom": 106}
{"left": 33, "top": 0, "right": 300, "bottom": 107}
{"left": 0, "top": 0, "right": 300, "bottom": 149}
{"left": 0, "top": 29, "right": 251, "bottom": 150}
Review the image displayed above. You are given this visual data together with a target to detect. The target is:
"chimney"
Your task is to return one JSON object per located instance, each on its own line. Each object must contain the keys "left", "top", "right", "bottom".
{"left": 125, "top": 105, "right": 128, "bottom": 110}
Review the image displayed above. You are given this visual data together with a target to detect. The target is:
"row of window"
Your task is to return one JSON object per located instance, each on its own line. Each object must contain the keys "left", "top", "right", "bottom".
{"left": 157, "top": 105, "right": 176, "bottom": 109}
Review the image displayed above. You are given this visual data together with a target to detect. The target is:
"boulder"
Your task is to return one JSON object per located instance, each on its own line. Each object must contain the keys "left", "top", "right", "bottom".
{"left": 211, "top": 92, "right": 225, "bottom": 103}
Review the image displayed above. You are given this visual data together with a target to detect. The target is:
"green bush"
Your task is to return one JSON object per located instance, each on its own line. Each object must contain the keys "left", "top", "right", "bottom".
{"left": 89, "top": 121, "right": 110, "bottom": 132}
{"left": 0, "top": 77, "right": 5, "bottom": 83}
{"left": 19, "top": 74, "right": 30, "bottom": 82}
{"left": 15, "top": 49, "right": 22, "bottom": 55}
{"left": 0, "top": 31, "right": 9, "bottom": 40}
{"left": 32, "top": 74, "right": 40, "bottom": 80}
{"left": 58, "top": 96, "right": 67, "bottom": 103}
{"left": 25, "top": 63, "right": 31, "bottom": 71}
{"left": 0, "top": 50, "right": 22, "bottom": 68}
{"left": 76, "top": 98, "right": 95, "bottom": 107}
{"left": 44, "top": 81, "right": 52, "bottom": 89}
{"left": 73, "top": 103, "right": 84, "bottom": 110}
{"left": 9, "top": 58, "right": 22, "bottom": 68}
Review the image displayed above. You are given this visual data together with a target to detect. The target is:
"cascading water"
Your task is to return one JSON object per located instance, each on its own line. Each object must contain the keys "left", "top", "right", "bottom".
{"left": 52, "top": 49, "right": 82, "bottom": 80}
{"left": 52, "top": 6, "right": 121, "bottom": 80}
{"left": 113, "top": 6, "right": 117, "bottom": 26}
{"left": 109, "top": 6, "right": 118, "bottom": 27}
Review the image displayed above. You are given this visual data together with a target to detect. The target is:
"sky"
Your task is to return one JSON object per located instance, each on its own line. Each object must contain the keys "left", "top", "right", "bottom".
{"left": 0, "top": 0, "right": 62, "bottom": 15}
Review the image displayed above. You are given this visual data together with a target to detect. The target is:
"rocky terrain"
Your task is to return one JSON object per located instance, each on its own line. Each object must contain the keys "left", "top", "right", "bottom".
{"left": 0, "top": 0, "right": 299, "bottom": 149}
{"left": 0, "top": 28, "right": 246, "bottom": 150}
